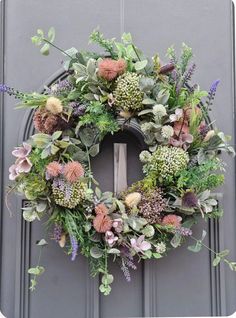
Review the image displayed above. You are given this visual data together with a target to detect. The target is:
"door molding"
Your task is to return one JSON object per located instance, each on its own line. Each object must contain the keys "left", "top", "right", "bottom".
{"left": 0, "top": 0, "right": 5, "bottom": 308}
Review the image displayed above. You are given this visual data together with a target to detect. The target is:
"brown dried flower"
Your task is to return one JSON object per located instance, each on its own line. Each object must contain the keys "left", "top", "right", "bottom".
{"left": 139, "top": 188, "right": 166, "bottom": 224}
{"left": 33, "top": 108, "right": 68, "bottom": 134}
{"left": 63, "top": 161, "right": 84, "bottom": 183}
{"left": 46, "top": 161, "right": 62, "bottom": 178}
{"left": 93, "top": 214, "right": 112, "bottom": 233}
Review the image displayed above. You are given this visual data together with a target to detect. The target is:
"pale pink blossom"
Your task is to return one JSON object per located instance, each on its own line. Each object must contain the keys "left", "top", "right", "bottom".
{"left": 9, "top": 164, "right": 20, "bottom": 180}
{"left": 112, "top": 218, "right": 123, "bottom": 233}
{"left": 12, "top": 142, "right": 32, "bottom": 158}
{"left": 15, "top": 157, "right": 32, "bottom": 173}
{"left": 105, "top": 231, "right": 118, "bottom": 247}
{"left": 169, "top": 108, "right": 183, "bottom": 122}
{"left": 130, "top": 235, "right": 151, "bottom": 253}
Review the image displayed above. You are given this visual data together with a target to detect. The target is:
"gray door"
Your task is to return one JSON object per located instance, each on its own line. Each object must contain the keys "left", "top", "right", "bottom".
{"left": 0, "top": 0, "right": 236, "bottom": 317}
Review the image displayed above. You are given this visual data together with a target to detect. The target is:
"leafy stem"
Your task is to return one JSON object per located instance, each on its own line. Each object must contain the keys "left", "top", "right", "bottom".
{"left": 42, "top": 38, "right": 73, "bottom": 59}
{"left": 131, "top": 44, "right": 148, "bottom": 76}
{"left": 86, "top": 146, "right": 92, "bottom": 188}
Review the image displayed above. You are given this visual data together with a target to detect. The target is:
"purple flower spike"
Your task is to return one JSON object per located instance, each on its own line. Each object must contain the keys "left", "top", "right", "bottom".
{"left": 0, "top": 84, "right": 10, "bottom": 93}
{"left": 70, "top": 234, "right": 78, "bottom": 261}
{"left": 209, "top": 79, "right": 220, "bottom": 94}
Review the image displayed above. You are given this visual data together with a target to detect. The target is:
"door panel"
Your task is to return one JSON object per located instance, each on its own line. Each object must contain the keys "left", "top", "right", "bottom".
{"left": 0, "top": 1, "right": 235, "bottom": 317}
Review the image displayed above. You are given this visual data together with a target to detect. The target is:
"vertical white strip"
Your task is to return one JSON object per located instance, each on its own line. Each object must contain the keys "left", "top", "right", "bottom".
{"left": 120, "top": 0, "right": 125, "bottom": 37}
{"left": 114, "top": 143, "right": 128, "bottom": 194}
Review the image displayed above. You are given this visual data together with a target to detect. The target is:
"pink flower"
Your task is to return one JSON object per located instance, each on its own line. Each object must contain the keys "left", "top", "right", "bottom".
{"left": 169, "top": 133, "right": 193, "bottom": 150}
{"left": 112, "top": 218, "right": 123, "bottom": 233}
{"left": 12, "top": 142, "right": 32, "bottom": 158}
{"left": 162, "top": 214, "right": 182, "bottom": 228}
{"left": 105, "top": 231, "right": 118, "bottom": 247}
{"left": 15, "top": 157, "right": 32, "bottom": 173}
{"left": 130, "top": 235, "right": 151, "bottom": 253}
{"left": 9, "top": 164, "right": 20, "bottom": 180}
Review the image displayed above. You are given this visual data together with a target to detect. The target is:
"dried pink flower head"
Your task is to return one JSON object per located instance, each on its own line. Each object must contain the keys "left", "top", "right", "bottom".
{"left": 98, "top": 59, "right": 118, "bottom": 81}
{"left": 93, "top": 214, "right": 112, "bottom": 233}
{"left": 12, "top": 142, "right": 32, "bottom": 158}
{"left": 162, "top": 214, "right": 182, "bottom": 228}
{"left": 116, "top": 59, "right": 127, "bottom": 75}
{"left": 63, "top": 161, "right": 84, "bottom": 183}
{"left": 46, "top": 161, "right": 62, "bottom": 178}
{"left": 95, "top": 203, "right": 108, "bottom": 215}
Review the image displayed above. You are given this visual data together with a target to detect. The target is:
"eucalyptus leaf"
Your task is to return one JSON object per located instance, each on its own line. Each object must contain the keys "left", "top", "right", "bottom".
{"left": 213, "top": 256, "right": 221, "bottom": 266}
{"left": 89, "top": 144, "right": 100, "bottom": 157}
{"left": 52, "top": 131, "right": 62, "bottom": 141}
{"left": 170, "top": 233, "right": 182, "bottom": 248}
{"left": 79, "top": 127, "right": 95, "bottom": 147}
{"left": 40, "top": 43, "right": 50, "bottom": 56}
{"left": 90, "top": 246, "right": 103, "bottom": 258}
{"left": 134, "top": 60, "right": 148, "bottom": 71}
{"left": 36, "top": 239, "right": 48, "bottom": 246}
{"left": 48, "top": 27, "right": 55, "bottom": 42}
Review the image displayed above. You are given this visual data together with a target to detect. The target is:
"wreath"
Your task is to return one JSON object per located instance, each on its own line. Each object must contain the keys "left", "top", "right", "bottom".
{"left": 2, "top": 28, "right": 236, "bottom": 295}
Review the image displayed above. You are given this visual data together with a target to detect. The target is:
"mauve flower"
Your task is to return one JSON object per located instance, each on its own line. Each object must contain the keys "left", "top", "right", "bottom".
{"left": 93, "top": 214, "right": 112, "bottom": 233}
{"left": 15, "top": 157, "right": 32, "bottom": 173}
{"left": 105, "top": 231, "right": 118, "bottom": 247}
{"left": 12, "top": 142, "right": 32, "bottom": 158}
{"left": 112, "top": 218, "right": 123, "bottom": 233}
{"left": 162, "top": 214, "right": 182, "bottom": 228}
{"left": 130, "top": 235, "right": 151, "bottom": 253}
{"left": 169, "top": 133, "right": 193, "bottom": 150}
{"left": 63, "top": 161, "right": 84, "bottom": 183}
{"left": 9, "top": 164, "right": 20, "bottom": 180}
{"left": 46, "top": 161, "right": 63, "bottom": 178}
{"left": 173, "top": 121, "right": 189, "bottom": 135}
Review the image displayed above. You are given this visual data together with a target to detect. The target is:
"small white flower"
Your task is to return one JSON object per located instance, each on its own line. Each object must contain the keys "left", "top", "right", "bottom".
{"left": 161, "top": 125, "right": 174, "bottom": 139}
{"left": 155, "top": 242, "right": 166, "bottom": 254}
{"left": 139, "top": 150, "right": 152, "bottom": 163}
{"left": 169, "top": 108, "right": 183, "bottom": 122}
{"left": 153, "top": 104, "right": 167, "bottom": 117}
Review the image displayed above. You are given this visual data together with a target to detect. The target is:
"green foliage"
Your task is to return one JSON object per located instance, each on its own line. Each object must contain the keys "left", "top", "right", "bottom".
{"left": 89, "top": 28, "right": 117, "bottom": 58}
{"left": 31, "top": 27, "right": 55, "bottom": 56}
{"left": 177, "top": 158, "right": 224, "bottom": 192}
{"left": 77, "top": 101, "right": 119, "bottom": 136}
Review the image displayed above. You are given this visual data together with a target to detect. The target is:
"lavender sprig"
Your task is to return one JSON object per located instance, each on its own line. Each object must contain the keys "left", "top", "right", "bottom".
{"left": 183, "top": 63, "right": 196, "bottom": 85}
{"left": 70, "top": 234, "right": 78, "bottom": 261}
{"left": 53, "top": 223, "right": 62, "bottom": 242}
{"left": 206, "top": 79, "right": 220, "bottom": 107}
